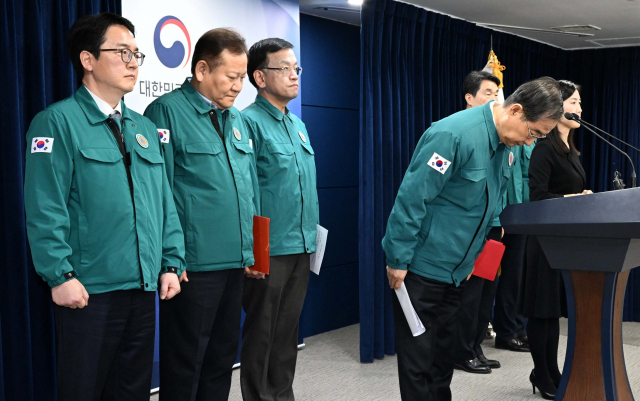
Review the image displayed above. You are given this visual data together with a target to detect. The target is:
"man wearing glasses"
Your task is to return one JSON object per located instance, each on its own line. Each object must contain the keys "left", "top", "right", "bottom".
{"left": 382, "top": 77, "right": 562, "bottom": 401}
{"left": 24, "top": 13, "right": 185, "bottom": 401}
{"left": 145, "top": 29, "right": 258, "bottom": 401}
{"left": 453, "top": 70, "right": 519, "bottom": 376}
{"left": 240, "top": 38, "right": 319, "bottom": 401}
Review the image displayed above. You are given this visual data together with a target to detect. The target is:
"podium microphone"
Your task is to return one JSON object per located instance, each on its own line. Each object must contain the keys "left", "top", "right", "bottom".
{"left": 570, "top": 113, "right": 640, "bottom": 154}
{"left": 564, "top": 113, "right": 637, "bottom": 188}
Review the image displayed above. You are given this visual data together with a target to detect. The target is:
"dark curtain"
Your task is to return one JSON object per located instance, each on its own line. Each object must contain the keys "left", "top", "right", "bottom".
{"left": 359, "top": 0, "right": 640, "bottom": 362}
{"left": 0, "top": 0, "right": 119, "bottom": 399}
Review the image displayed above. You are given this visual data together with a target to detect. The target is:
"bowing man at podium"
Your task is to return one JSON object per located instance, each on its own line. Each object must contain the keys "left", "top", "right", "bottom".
{"left": 453, "top": 70, "right": 506, "bottom": 375}
{"left": 382, "top": 77, "right": 563, "bottom": 401}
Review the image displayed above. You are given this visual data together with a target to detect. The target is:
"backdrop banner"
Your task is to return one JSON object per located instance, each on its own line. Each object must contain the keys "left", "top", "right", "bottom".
{"left": 122, "top": 0, "right": 301, "bottom": 116}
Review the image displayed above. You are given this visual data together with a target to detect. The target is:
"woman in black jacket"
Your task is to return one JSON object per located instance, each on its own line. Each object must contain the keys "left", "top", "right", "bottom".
{"left": 520, "top": 80, "right": 593, "bottom": 399}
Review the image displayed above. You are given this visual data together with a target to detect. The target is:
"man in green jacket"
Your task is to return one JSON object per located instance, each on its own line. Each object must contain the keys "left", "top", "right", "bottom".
{"left": 382, "top": 77, "right": 563, "bottom": 401}
{"left": 24, "top": 13, "right": 184, "bottom": 401}
{"left": 452, "top": 71, "right": 507, "bottom": 375}
{"left": 240, "top": 38, "right": 319, "bottom": 401}
{"left": 144, "top": 29, "right": 258, "bottom": 401}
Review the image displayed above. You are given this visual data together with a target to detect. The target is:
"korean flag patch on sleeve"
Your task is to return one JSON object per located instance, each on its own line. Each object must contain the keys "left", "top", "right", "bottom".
{"left": 158, "top": 129, "right": 170, "bottom": 144}
{"left": 428, "top": 152, "right": 451, "bottom": 174}
{"left": 31, "top": 137, "right": 54, "bottom": 153}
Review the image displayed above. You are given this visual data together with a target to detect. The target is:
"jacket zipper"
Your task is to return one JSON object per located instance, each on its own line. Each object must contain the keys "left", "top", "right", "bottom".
{"left": 287, "top": 119, "right": 307, "bottom": 252}
{"left": 209, "top": 111, "right": 245, "bottom": 266}
{"left": 106, "top": 119, "right": 145, "bottom": 289}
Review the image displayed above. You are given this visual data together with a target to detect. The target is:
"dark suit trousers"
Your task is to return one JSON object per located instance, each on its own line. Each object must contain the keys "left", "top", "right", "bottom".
{"left": 54, "top": 289, "right": 156, "bottom": 401}
{"left": 454, "top": 227, "right": 501, "bottom": 361}
{"left": 493, "top": 234, "right": 527, "bottom": 341}
{"left": 393, "top": 272, "right": 466, "bottom": 401}
{"left": 159, "top": 269, "right": 244, "bottom": 401}
{"left": 241, "top": 253, "right": 310, "bottom": 401}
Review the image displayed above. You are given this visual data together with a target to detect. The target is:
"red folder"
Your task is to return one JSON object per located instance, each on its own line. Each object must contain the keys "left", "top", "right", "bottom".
{"left": 472, "top": 240, "right": 505, "bottom": 281}
{"left": 252, "top": 216, "right": 270, "bottom": 274}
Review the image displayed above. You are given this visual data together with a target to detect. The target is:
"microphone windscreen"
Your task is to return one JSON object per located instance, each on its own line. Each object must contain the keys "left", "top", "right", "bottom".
{"left": 564, "top": 112, "right": 575, "bottom": 120}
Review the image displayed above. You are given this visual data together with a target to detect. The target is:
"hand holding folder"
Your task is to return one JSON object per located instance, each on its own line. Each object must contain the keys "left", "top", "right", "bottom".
{"left": 472, "top": 240, "right": 505, "bottom": 281}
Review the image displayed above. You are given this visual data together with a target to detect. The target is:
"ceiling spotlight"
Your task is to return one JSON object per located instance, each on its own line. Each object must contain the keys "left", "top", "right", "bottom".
{"left": 348, "top": 0, "right": 363, "bottom": 5}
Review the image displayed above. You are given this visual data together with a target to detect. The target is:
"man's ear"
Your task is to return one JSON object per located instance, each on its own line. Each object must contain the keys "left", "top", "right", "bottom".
{"left": 507, "top": 103, "right": 524, "bottom": 118}
{"left": 79, "top": 50, "right": 94, "bottom": 73}
{"left": 464, "top": 93, "right": 474, "bottom": 108}
{"left": 193, "top": 60, "right": 210, "bottom": 82}
{"left": 253, "top": 69, "right": 267, "bottom": 89}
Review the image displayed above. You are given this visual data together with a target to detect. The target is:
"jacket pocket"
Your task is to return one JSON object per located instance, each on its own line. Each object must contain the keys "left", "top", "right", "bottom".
{"left": 80, "top": 148, "right": 123, "bottom": 163}
{"left": 135, "top": 147, "right": 164, "bottom": 164}
{"left": 133, "top": 147, "right": 164, "bottom": 191}
{"left": 502, "top": 167, "right": 513, "bottom": 184}
{"left": 460, "top": 167, "right": 487, "bottom": 182}
{"left": 266, "top": 142, "right": 294, "bottom": 155}
{"left": 457, "top": 167, "right": 488, "bottom": 210}
{"left": 231, "top": 142, "right": 254, "bottom": 173}
{"left": 186, "top": 142, "right": 223, "bottom": 155}
{"left": 78, "top": 211, "right": 90, "bottom": 267}
{"left": 414, "top": 210, "right": 462, "bottom": 273}
{"left": 185, "top": 195, "right": 197, "bottom": 264}
{"left": 300, "top": 141, "right": 315, "bottom": 155}
{"left": 232, "top": 142, "right": 254, "bottom": 154}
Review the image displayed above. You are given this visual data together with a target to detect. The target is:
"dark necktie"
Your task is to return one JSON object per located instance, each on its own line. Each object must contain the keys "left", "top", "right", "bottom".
{"left": 208, "top": 109, "right": 224, "bottom": 140}
{"left": 107, "top": 111, "right": 126, "bottom": 158}
{"left": 105, "top": 111, "right": 133, "bottom": 199}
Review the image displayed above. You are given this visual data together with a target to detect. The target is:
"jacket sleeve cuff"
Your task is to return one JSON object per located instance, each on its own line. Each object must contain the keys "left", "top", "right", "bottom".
{"left": 161, "top": 260, "right": 185, "bottom": 276}
{"left": 386, "top": 260, "right": 408, "bottom": 271}
{"left": 243, "top": 257, "right": 255, "bottom": 268}
{"left": 46, "top": 270, "right": 78, "bottom": 288}
{"left": 160, "top": 266, "right": 180, "bottom": 276}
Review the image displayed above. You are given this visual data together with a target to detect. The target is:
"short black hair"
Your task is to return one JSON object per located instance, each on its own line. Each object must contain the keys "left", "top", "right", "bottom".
{"left": 191, "top": 28, "right": 247, "bottom": 75}
{"left": 462, "top": 71, "right": 500, "bottom": 100}
{"left": 67, "top": 13, "right": 135, "bottom": 86}
{"left": 546, "top": 80, "right": 582, "bottom": 155}
{"left": 247, "top": 38, "right": 294, "bottom": 89}
{"left": 503, "top": 77, "right": 564, "bottom": 122}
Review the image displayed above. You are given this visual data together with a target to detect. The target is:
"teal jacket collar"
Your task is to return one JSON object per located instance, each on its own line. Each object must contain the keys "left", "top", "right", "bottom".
{"left": 180, "top": 77, "right": 214, "bottom": 115}
{"left": 254, "top": 94, "right": 289, "bottom": 121}
{"left": 74, "top": 85, "right": 138, "bottom": 125}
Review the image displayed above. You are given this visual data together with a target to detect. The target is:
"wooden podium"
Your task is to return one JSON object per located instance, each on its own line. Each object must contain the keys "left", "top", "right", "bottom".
{"left": 501, "top": 188, "right": 640, "bottom": 401}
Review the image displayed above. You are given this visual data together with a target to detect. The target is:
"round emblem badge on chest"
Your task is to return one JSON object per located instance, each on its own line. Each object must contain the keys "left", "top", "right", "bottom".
{"left": 233, "top": 127, "right": 242, "bottom": 141}
{"left": 509, "top": 151, "right": 514, "bottom": 166}
{"left": 136, "top": 134, "right": 149, "bottom": 149}
{"left": 298, "top": 131, "right": 307, "bottom": 143}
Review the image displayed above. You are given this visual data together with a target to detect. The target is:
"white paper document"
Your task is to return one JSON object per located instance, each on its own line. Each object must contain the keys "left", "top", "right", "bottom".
{"left": 395, "top": 282, "right": 426, "bottom": 337}
{"left": 309, "top": 225, "right": 328, "bottom": 275}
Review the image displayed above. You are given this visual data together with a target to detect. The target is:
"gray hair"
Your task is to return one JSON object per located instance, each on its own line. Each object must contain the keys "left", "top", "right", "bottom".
{"left": 504, "top": 77, "right": 564, "bottom": 122}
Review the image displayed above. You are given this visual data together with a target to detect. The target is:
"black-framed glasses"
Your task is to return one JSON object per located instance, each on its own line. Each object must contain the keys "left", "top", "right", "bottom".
{"left": 262, "top": 66, "right": 303, "bottom": 76}
{"left": 525, "top": 119, "right": 547, "bottom": 139}
{"left": 100, "top": 48, "right": 145, "bottom": 66}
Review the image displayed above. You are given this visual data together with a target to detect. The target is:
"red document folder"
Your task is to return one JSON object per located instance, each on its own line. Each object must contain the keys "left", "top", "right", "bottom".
{"left": 472, "top": 240, "right": 506, "bottom": 281}
{"left": 252, "top": 216, "right": 270, "bottom": 274}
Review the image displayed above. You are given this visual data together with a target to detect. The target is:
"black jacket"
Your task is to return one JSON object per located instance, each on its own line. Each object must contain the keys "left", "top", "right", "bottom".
{"left": 528, "top": 138, "right": 586, "bottom": 200}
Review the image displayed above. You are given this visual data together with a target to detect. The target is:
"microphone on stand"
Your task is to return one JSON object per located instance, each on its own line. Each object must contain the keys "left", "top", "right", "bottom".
{"left": 564, "top": 113, "right": 636, "bottom": 189}
{"left": 570, "top": 113, "right": 640, "bottom": 153}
